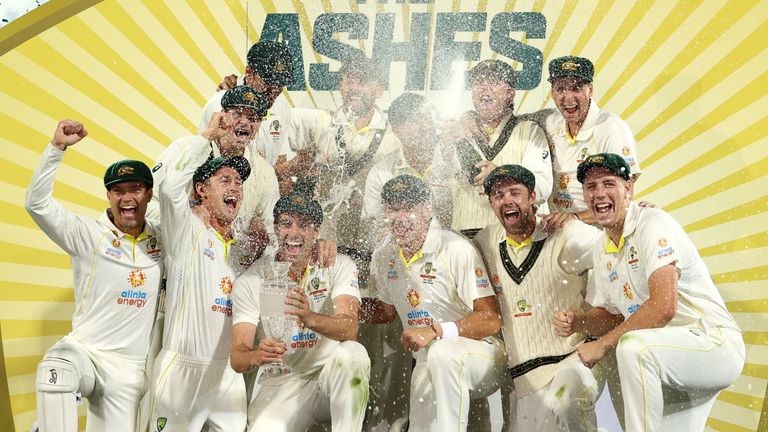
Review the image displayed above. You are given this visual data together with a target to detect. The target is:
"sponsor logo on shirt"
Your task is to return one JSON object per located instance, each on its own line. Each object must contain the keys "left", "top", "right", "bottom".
{"left": 623, "top": 283, "right": 633, "bottom": 300}
{"left": 657, "top": 238, "right": 674, "bottom": 259}
{"left": 557, "top": 173, "right": 570, "bottom": 191}
{"left": 491, "top": 274, "right": 502, "bottom": 294}
{"left": 117, "top": 286, "right": 148, "bottom": 308}
{"left": 420, "top": 262, "right": 437, "bottom": 283}
{"left": 128, "top": 269, "right": 146, "bottom": 288}
{"left": 514, "top": 299, "right": 532, "bottom": 318}
{"left": 203, "top": 239, "right": 216, "bottom": 261}
{"left": 407, "top": 309, "right": 433, "bottom": 327}
{"left": 105, "top": 247, "right": 122, "bottom": 260}
{"left": 387, "top": 259, "right": 399, "bottom": 280}
{"left": 608, "top": 268, "right": 619, "bottom": 282}
{"left": 476, "top": 267, "right": 490, "bottom": 289}
{"left": 577, "top": 147, "right": 590, "bottom": 163}
{"left": 406, "top": 289, "right": 421, "bottom": 307}
{"left": 552, "top": 195, "right": 574, "bottom": 209}
{"left": 627, "top": 303, "right": 641, "bottom": 314}
{"left": 211, "top": 277, "right": 234, "bottom": 317}
{"left": 146, "top": 237, "right": 162, "bottom": 261}
{"left": 308, "top": 277, "right": 328, "bottom": 303}
{"left": 290, "top": 330, "right": 319, "bottom": 349}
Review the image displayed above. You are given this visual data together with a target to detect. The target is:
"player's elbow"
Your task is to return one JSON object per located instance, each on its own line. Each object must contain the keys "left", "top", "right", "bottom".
{"left": 658, "top": 301, "right": 677, "bottom": 326}
{"left": 229, "top": 347, "right": 251, "bottom": 373}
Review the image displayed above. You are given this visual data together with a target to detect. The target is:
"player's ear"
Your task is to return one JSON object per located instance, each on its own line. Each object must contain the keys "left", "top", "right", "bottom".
{"left": 194, "top": 181, "right": 207, "bottom": 200}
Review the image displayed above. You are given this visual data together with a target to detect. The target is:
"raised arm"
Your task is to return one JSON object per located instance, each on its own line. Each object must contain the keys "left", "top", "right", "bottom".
{"left": 25, "top": 120, "right": 94, "bottom": 255}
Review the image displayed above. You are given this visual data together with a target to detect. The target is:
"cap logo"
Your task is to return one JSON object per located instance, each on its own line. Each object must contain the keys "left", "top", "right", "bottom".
{"left": 388, "top": 182, "right": 407, "bottom": 193}
{"left": 561, "top": 61, "right": 580, "bottom": 71}
{"left": 117, "top": 165, "right": 135, "bottom": 176}
{"left": 274, "top": 62, "right": 287, "bottom": 72}
{"left": 588, "top": 155, "right": 605, "bottom": 163}
{"left": 243, "top": 91, "right": 257, "bottom": 101}
{"left": 292, "top": 195, "right": 307, "bottom": 206}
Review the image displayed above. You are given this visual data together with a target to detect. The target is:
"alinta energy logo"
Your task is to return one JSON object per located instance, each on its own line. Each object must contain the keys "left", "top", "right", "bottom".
{"left": 118, "top": 269, "right": 149, "bottom": 308}
{"left": 212, "top": 277, "right": 234, "bottom": 317}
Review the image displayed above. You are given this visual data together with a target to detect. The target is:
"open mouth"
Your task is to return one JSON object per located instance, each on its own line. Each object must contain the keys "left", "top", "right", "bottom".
{"left": 479, "top": 94, "right": 494, "bottom": 105}
{"left": 284, "top": 239, "right": 303, "bottom": 255}
{"left": 223, "top": 196, "right": 238, "bottom": 211}
{"left": 234, "top": 127, "right": 251, "bottom": 138}
{"left": 562, "top": 103, "right": 579, "bottom": 117}
{"left": 502, "top": 207, "right": 520, "bottom": 224}
{"left": 594, "top": 202, "right": 612, "bottom": 214}
{"left": 119, "top": 205, "right": 137, "bottom": 218}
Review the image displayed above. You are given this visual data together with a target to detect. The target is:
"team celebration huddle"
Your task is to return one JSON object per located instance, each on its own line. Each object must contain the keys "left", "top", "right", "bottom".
{"left": 25, "top": 40, "right": 744, "bottom": 432}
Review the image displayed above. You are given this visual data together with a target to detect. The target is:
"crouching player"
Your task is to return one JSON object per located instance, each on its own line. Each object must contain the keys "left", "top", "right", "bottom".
{"left": 231, "top": 190, "right": 370, "bottom": 431}
{"left": 26, "top": 120, "right": 162, "bottom": 431}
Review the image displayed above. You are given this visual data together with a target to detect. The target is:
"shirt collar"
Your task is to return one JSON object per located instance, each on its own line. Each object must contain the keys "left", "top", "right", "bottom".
{"left": 603, "top": 201, "right": 639, "bottom": 254}
{"left": 100, "top": 210, "right": 156, "bottom": 240}
{"left": 494, "top": 220, "right": 548, "bottom": 246}
{"left": 397, "top": 218, "right": 441, "bottom": 267}
{"left": 555, "top": 99, "right": 600, "bottom": 141}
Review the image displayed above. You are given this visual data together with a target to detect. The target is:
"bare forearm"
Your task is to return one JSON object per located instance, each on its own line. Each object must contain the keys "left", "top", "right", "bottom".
{"left": 359, "top": 298, "right": 397, "bottom": 324}
{"left": 456, "top": 309, "right": 501, "bottom": 339}
{"left": 574, "top": 307, "right": 624, "bottom": 337}
{"left": 305, "top": 312, "right": 359, "bottom": 341}
{"left": 230, "top": 343, "right": 261, "bottom": 373}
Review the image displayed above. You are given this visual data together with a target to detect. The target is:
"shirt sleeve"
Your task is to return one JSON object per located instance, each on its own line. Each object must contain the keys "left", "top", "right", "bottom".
{"left": 637, "top": 209, "right": 683, "bottom": 276}
{"left": 520, "top": 121, "right": 554, "bottom": 206}
{"left": 25, "top": 143, "right": 98, "bottom": 256}
{"left": 585, "top": 248, "right": 623, "bottom": 315}
{"left": 559, "top": 220, "right": 602, "bottom": 275}
{"left": 159, "top": 136, "right": 211, "bottom": 254}
{"left": 598, "top": 116, "right": 641, "bottom": 177}
{"left": 329, "top": 255, "right": 361, "bottom": 301}
{"left": 232, "top": 272, "right": 262, "bottom": 326}
{"left": 449, "top": 239, "right": 495, "bottom": 308}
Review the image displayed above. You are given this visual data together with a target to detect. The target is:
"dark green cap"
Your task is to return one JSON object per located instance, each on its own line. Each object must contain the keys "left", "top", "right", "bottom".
{"left": 381, "top": 174, "right": 431, "bottom": 208}
{"left": 467, "top": 59, "right": 516, "bottom": 89}
{"left": 483, "top": 164, "right": 535, "bottom": 195}
{"left": 246, "top": 40, "right": 294, "bottom": 87}
{"left": 104, "top": 160, "right": 153, "bottom": 189}
{"left": 577, "top": 153, "right": 631, "bottom": 183}
{"left": 339, "top": 55, "right": 385, "bottom": 84}
{"left": 221, "top": 85, "right": 268, "bottom": 118}
{"left": 388, "top": 92, "right": 429, "bottom": 127}
{"left": 193, "top": 156, "right": 251, "bottom": 185}
{"left": 548, "top": 56, "right": 594, "bottom": 83}
{"left": 273, "top": 192, "right": 323, "bottom": 227}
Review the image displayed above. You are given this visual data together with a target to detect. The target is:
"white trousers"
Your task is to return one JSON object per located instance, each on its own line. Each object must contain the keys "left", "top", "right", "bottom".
{"left": 248, "top": 341, "right": 370, "bottom": 432}
{"left": 36, "top": 336, "right": 146, "bottom": 432}
{"left": 615, "top": 326, "right": 745, "bottom": 432}
{"left": 511, "top": 356, "right": 605, "bottom": 432}
{"left": 409, "top": 337, "right": 506, "bottom": 432}
{"left": 149, "top": 350, "right": 246, "bottom": 432}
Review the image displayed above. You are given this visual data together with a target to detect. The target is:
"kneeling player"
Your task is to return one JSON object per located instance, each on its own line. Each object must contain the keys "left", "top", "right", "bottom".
{"left": 231, "top": 191, "right": 370, "bottom": 431}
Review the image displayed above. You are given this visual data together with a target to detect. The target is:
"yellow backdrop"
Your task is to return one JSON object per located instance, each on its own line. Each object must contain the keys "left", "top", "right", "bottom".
{"left": 0, "top": 1, "right": 766, "bottom": 431}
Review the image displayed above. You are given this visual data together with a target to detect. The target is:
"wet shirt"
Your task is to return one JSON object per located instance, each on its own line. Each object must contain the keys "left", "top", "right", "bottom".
{"left": 232, "top": 254, "right": 361, "bottom": 374}
{"left": 588, "top": 202, "right": 739, "bottom": 332}
{"left": 159, "top": 137, "right": 248, "bottom": 360}
{"left": 371, "top": 220, "right": 499, "bottom": 360}
{"left": 25, "top": 144, "right": 163, "bottom": 361}
{"left": 545, "top": 100, "right": 641, "bottom": 212}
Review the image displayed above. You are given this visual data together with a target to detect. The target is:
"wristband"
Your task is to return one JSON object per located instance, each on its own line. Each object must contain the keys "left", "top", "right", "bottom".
{"left": 440, "top": 321, "right": 459, "bottom": 339}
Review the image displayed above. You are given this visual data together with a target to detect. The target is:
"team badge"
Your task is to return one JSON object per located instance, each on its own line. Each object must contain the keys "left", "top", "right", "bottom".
{"left": 128, "top": 269, "right": 146, "bottom": 288}
{"left": 406, "top": 289, "right": 421, "bottom": 307}
{"left": 561, "top": 61, "right": 580, "bottom": 71}
{"left": 623, "top": 282, "right": 633, "bottom": 300}
{"left": 243, "top": 91, "right": 257, "bottom": 101}
{"left": 622, "top": 147, "right": 631, "bottom": 156}
{"left": 220, "top": 277, "right": 233, "bottom": 295}
{"left": 578, "top": 147, "right": 590, "bottom": 162}
{"left": 557, "top": 173, "right": 570, "bottom": 190}
{"left": 475, "top": 268, "right": 484, "bottom": 278}
{"left": 271, "top": 120, "right": 281, "bottom": 132}
{"left": 311, "top": 277, "right": 320, "bottom": 290}
{"left": 149, "top": 237, "right": 158, "bottom": 250}
{"left": 156, "top": 417, "right": 167, "bottom": 432}
{"left": 117, "top": 165, "right": 135, "bottom": 176}
{"left": 514, "top": 299, "right": 532, "bottom": 317}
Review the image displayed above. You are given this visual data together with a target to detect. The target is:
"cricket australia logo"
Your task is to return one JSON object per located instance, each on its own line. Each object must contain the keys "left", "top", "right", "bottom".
{"left": 156, "top": 417, "right": 167, "bottom": 431}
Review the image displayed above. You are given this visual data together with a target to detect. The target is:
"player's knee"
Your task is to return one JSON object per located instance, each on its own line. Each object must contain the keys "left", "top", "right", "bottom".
{"left": 425, "top": 339, "right": 462, "bottom": 372}
{"left": 544, "top": 381, "right": 598, "bottom": 420}
{"left": 616, "top": 331, "right": 649, "bottom": 363}
{"left": 336, "top": 341, "right": 371, "bottom": 371}
{"left": 36, "top": 357, "right": 79, "bottom": 394}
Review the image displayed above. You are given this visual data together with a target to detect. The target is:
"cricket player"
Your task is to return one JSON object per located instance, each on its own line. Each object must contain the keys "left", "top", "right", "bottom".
{"left": 474, "top": 165, "right": 605, "bottom": 431}
{"left": 446, "top": 59, "right": 552, "bottom": 238}
{"left": 555, "top": 153, "right": 744, "bottom": 431}
{"left": 541, "top": 56, "right": 641, "bottom": 229}
{"left": 149, "top": 116, "right": 253, "bottom": 430}
{"left": 149, "top": 85, "right": 276, "bottom": 262}
{"left": 231, "top": 191, "right": 370, "bottom": 431}
{"left": 26, "top": 120, "right": 162, "bottom": 431}
{"left": 362, "top": 92, "right": 457, "bottom": 232}
{"left": 364, "top": 174, "right": 507, "bottom": 432}
{"left": 201, "top": 40, "right": 294, "bottom": 168}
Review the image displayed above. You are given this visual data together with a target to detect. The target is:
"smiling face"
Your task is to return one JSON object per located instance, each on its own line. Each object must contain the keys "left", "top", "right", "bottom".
{"left": 488, "top": 179, "right": 537, "bottom": 238}
{"left": 383, "top": 201, "right": 432, "bottom": 252}
{"left": 582, "top": 167, "right": 632, "bottom": 237}
{"left": 551, "top": 76, "right": 593, "bottom": 132}
{"left": 195, "top": 166, "right": 244, "bottom": 225}
{"left": 471, "top": 77, "right": 515, "bottom": 125}
{"left": 339, "top": 73, "right": 383, "bottom": 118}
{"left": 217, "top": 107, "right": 262, "bottom": 157}
{"left": 107, "top": 181, "right": 152, "bottom": 235}
{"left": 275, "top": 212, "right": 319, "bottom": 262}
